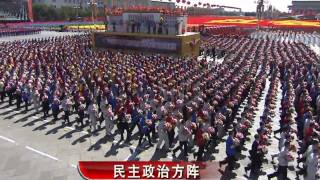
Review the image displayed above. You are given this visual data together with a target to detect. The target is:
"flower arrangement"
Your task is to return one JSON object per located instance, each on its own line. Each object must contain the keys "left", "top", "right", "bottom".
{"left": 202, "top": 132, "right": 210, "bottom": 141}
{"left": 207, "top": 126, "right": 215, "bottom": 134}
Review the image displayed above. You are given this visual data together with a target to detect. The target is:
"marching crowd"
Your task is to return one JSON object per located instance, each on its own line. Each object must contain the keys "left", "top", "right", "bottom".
{"left": 0, "top": 29, "right": 319, "bottom": 179}
{"left": 0, "top": 27, "right": 41, "bottom": 38}
{"left": 251, "top": 29, "right": 320, "bottom": 46}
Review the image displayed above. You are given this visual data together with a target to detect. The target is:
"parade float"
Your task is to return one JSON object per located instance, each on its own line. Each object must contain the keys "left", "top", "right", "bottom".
{"left": 92, "top": 6, "right": 200, "bottom": 56}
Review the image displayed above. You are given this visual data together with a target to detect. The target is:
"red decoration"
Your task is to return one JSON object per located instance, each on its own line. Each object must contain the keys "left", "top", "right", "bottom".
{"left": 198, "top": 2, "right": 202, "bottom": 5}
{"left": 182, "top": 0, "right": 186, "bottom": 3}
{"left": 176, "top": 0, "right": 180, "bottom": 3}
{"left": 187, "top": 1, "right": 190, "bottom": 5}
{"left": 194, "top": 4, "right": 197, "bottom": 7}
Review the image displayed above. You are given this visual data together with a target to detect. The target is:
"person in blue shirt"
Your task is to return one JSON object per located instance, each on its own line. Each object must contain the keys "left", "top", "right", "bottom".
{"left": 138, "top": 111, "right": 152, "bottom": 147}
{"left": 129, "top": 106, "right": 141, "bottom": 136}
{"left": 22, "top": 87, "right": 30, "bottom": 111}
{"left": 219, "top": 131, "right": 236, "bottom": 171}
{"left": 51, "top": 98, "right": 60, "bottom": 123}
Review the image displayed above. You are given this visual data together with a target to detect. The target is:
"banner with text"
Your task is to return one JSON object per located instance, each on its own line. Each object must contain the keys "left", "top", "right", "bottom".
{"left": 123, "top": 13, "right": 161, "bottom": 23}
{"left": 78, "top": 161, "right": 221, "bottom": 179}
{"left": 94, "top": 34, "right": 181, "bottom": 54}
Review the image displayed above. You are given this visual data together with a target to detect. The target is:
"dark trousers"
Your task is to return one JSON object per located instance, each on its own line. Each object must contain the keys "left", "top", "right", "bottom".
{"left": 138, "top": 131, "right": 152, "bottom": 145}
{"left": 64, "top": 111, "right": 70, "bottom": 123}
{"left": 52, "top": 109, "right": 59, "bottom": 122}
{"left": 220, "top": 155, "right": 236, "bottom": 170}
{"left": 8, "top": 93, "right": 13, "bottom": 105}
{"left": 118, "top": 122, "right": 129, "bottom": 141}
{"left": 245, "top": 156, "right": 261, "bottom": 174}
{"left": 1, "top": 91, "right": 5, "bottom": 102}
{"left": 195, "top": 144, "right": 205, "bottom": 161}
{"left": 268, "top": 165, "right": 288, "bottom": 180}
{"left": 173, "top": 141, "right": 188, "bottom": 156}
{"left": 78, "top": 111, "right": 84, "bottom": 126}
{"left": 129, "top": 122, "right": 140, "bottom": 134}
{"left": 24, "top": 100, "right": 28, "bottom": 111}
{"left": 168, "top": 130, "right": 175, "bottom": 147}
{"left": 43, "top": 107, "right": 49, "bottom": 118}
{"left": 16, "top": 97, "right": 22, "bottom": 109}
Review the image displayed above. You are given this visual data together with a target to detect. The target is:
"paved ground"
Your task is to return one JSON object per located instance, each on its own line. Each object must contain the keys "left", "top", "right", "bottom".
{"left": 0, "top": 32, "right": 311, "bottom": 180}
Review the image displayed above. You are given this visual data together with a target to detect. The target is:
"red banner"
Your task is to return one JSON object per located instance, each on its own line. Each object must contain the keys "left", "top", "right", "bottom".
{"left": 28, "top": 0, "right": 33, "bottom": 22}
{"left": 78, "top": 161, "right": 220, "bottom": 179}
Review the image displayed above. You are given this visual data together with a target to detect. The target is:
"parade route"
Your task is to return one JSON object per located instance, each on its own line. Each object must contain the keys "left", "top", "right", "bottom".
{"left": 0, "top": 30, "right": 319, "bottom": 180}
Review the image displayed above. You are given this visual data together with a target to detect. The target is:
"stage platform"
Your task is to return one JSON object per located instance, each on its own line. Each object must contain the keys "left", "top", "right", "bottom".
{"left": 92, "top": 32, "right": 200, "bottom": 56}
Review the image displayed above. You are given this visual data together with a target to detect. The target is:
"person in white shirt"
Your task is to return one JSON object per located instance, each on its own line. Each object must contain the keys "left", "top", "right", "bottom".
{"left": 104, "top": 104, "right": 114, "bottom": 137}
{"left": 88, "top": 101, "right": 98, "bottom": 133}
{"left": 156, "top": 118, "right": 170, "bottom": 151}
{"left": 305, "top": 147, "right": 319, "bottom": 180}
{"left": 268, "top": 141, "right": 292, "bottom": 180}
{"left": 172, "top": 120, "right": 191, "bottom": 157}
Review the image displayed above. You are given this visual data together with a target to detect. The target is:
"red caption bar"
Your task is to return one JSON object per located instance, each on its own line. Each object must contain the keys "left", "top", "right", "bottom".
{"left": 78, "top": 161, "right": 220, "bottom": 179}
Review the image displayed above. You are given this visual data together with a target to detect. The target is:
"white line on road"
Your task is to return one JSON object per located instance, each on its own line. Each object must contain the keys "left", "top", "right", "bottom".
{"left": 25, "top": 146, "right": 59, "bottom": 161}
{"left": 70, "top": 164, "right": 77, "bottom": 168}
{"left": 0, "top": 135, "right": 16, "bottom": 144}
{"left": 32, "top": 116, "right": 89, "bottom": 135}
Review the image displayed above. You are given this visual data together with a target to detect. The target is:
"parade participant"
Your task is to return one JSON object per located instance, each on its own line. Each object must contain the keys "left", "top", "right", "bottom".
{"left": 62, "top": 96, "right": 72, "bottom": 125}
{"left": 77, "top": 102, "right": 85, "bottom": 128}
{"left": 104, "top": 104, "right": 115, "bottom": 137}
{"left": 88, "top": 101, "right": 99, "bottom": 133}
{"left": 173, "top": 120, "right": 191, "bottom": 157}
{"left": 245, "top": 134, "right": 262, "bottom": 176}
{"left": 117, "top": 107, "right": 130, "bottom": 142}
{"left": 219, "top": 131, "right": 236, "bottom": 171}
{"left": 166, "top": 112, "right": 177, "bottom": 148}
{"left": 6, "top": 83, "right": 15, "bottom": 106}
{"left": 51, "top": 98, "right": 60, "bottom": 123}
{"left": 42, "top": 95, "right": 50, "bottom": 119}
{"left": 267, "top": 141, "right": 293, "bottom": 180}
{"left": 156, "top": 116, "right": 170, "bottom": 151}
{"left": 32, "top": 90, "right": 41, "bottom": 114}
{"left": 129, "top": 105, "right": 141, "bottom": 135}
{"left": 138, "top": 111, "right": 153, "bottom": 147}
{"left": 15, "top": 87, "right": 22, "bottom": 110}
{"left": 0, "top": 80, "right": 4, "bottom": 103}
{"left": 305, "top": 145, "right": 319, "bottom": 180}
{"left": 22, "top": 86, "right": 30, "bottom": 111}
{"left": 193, "top": 122, "right": 208, "bottom": 161}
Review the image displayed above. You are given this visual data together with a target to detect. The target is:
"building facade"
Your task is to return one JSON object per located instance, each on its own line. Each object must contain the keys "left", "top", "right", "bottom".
{"left": 33, "top": 0, "right": 175, "bottom": 9}
{"left": 0, "top": 0, "right": 31, "bottom": 21}
{"left": 289, "top": 0, "right": 320, "bottom": 15}
{"left": 33, "top": 0, "right": 105, "bottom": 8}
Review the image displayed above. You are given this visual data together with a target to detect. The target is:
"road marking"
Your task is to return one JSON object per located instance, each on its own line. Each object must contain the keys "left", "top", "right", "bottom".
{"left": 70, "top": 164, "right": 77, "bottom": 168}
{"left": 32, "top": 116, "right": 89, "bottom": 135}
{"left": 0, "top": 135, "right": 16, "bottom": 144}
{"left": 167, "top": 156, "right": 173, "bottom": 160}
{"left": 124, "top": 154, "right": 132, "bottom": 161}
{"left": 65, "top": 126, "right": 88, "bottom": 135}
{"left": 25, "top": 146, "right": 59, "bottom": 161}
{"left": 235, "top": 176, "right": 248, "bottom": 180}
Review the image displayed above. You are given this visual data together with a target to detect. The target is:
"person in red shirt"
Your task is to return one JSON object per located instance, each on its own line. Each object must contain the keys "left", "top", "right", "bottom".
{"left": 193, "top": 123, "right": 207, "bottom": 161}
